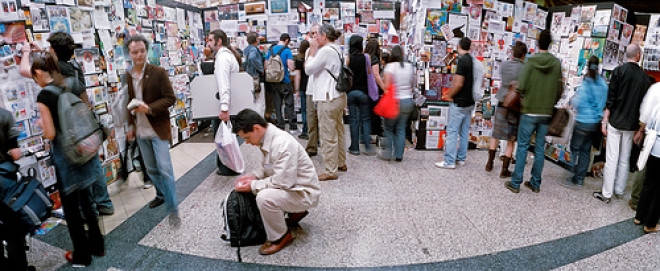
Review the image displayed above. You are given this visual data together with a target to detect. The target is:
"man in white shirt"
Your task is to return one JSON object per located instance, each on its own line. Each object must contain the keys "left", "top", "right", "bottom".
{"left": 208, "top": 29, "right": 241, "bottom": 176}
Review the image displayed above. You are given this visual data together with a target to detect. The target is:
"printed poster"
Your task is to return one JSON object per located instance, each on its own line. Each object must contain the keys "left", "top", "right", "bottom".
{"left": 425, "top": 9, "right": 446, "bottom": 38}
{"left": 47, "top": 5, "right": 71, "bottom": 33}
{"left": 30, "top": 5, "right": 49, "bottom": 32}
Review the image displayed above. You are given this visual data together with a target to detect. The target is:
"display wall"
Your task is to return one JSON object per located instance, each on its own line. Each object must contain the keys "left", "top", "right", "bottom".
{"left": 0, "top": 0, "right": 205, "bottom": 190}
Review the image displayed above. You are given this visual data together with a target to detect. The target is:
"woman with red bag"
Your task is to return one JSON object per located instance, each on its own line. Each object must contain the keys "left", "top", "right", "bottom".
{"left": 378, "top": 46, "right": 415, "bottom": 162}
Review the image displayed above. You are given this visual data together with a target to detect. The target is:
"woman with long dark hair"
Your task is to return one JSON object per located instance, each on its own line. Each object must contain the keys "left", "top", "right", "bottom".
{"left": 294, "top": 40, "right": 311, "bottom": 139}
{"left": 364, "top": 39, "right": 386, "bottom": 139}
{"left": 561, "top": 56, "right": 608, "bottom": 189}
{"left": 379, "top": 46, "right": 415, "bottom": 162}
{"left": 33, "top": 52, "right": 105, "bottom": 267}
{"left": 347, "top": 35, "right": 376, "bottom": 155}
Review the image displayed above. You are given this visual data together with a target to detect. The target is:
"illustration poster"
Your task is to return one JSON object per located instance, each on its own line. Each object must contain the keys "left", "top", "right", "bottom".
{"left": 46, "top": 5, "right": 71, "bottom": 33}
{"left": 425, "top": 9, "right": 446, "bottom": 38}
{"left": 442, "top": 0, "right": 461, "bottom": 13}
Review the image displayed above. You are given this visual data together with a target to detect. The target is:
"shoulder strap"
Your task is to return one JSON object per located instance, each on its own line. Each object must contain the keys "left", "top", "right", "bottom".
{"left": 276, "top": 45, "right": 286, "bottom": 56}
{"left": 325, "top": 46, "right": 343, "bottom": 81}
{"left": 364, "top": 54, "right": 372, "bottom": 75}
{"left": 43, "top": 85, "right": 63, "bottom": 96}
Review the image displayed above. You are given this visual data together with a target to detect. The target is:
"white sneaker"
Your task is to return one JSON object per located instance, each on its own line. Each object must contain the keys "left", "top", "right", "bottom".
{"left": 143, "top": 182, "right": 153, "bottom": 189}
{"left": 435, "top": 161, "right": 456, "bottom": 169}
{"left": 457, "top": 161, "right": 466, "bottom": 166}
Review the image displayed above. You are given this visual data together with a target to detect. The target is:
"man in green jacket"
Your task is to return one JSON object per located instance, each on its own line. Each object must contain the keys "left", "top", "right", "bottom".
{"left": 505, "top": 29, "right": 563, "bottom": 194}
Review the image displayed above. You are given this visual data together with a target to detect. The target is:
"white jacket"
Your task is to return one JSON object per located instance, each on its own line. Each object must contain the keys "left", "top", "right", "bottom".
{"left": 214, "top": 47, "right": 239, "bottom": 112}
{"left": 305, "top": 43, "right": 342, "bottom": 102}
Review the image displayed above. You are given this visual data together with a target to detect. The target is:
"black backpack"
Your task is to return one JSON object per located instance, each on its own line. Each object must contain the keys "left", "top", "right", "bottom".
{"left": 221, "top": 190, "right": 266, "bottom": 262}
{"left": 326, "top": 46, "right": 354, "bottom": 92}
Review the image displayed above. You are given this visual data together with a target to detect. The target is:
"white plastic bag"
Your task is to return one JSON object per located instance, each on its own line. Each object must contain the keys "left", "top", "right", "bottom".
{"left": 215, "top": 122, "right": 245, "bottom": 173}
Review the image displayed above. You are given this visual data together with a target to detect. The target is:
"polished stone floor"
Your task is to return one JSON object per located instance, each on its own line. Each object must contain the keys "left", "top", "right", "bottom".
{"left": 27, "top": 128, "right": 659, "bottom": 270}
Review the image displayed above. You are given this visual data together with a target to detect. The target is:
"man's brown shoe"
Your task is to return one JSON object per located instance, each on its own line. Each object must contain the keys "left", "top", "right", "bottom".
{"left": 318, "top": 173, "right": 338, "bottom": 181}
{"left": 286, "top": 211, "right": 309, "bottom": 227}
{"left": 259, "top": 231, "right": 294, "bottom": 255}
{"left": 338, "top": 165, "right": 347, "bottom": 172}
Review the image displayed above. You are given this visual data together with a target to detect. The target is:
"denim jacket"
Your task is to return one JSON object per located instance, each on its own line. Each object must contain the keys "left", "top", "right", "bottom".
{"left": 243, "top": 45, "right": 264, "bottom": 78}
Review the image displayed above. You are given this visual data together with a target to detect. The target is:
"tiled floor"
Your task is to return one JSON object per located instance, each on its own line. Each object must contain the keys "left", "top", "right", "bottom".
{"left": 98, "top": 135, "right": 216, "bottom": 234}
{"left": 28, "top": 126, "right": 660, "bottom": 270}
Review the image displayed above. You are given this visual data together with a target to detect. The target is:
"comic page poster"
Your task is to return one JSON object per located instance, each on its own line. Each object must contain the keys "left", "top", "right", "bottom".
{"left": 69, "top": 8, "right": 93, "bottom": 33}
{"left": 607, "top": 20, "right": 622, "bottom": 42}
{"left": 425, "top": 9, "right": 446, "bottom": 39}
{"left": 619, "top": 23, "right": 633, "bottom": 47}
{"left": 46, "top": 5, "right": 71, "bottom": 33}
{"left": 30, "top": 5, "right": 49, "bottom": 32}
{"left": 602, "top": 40, "right": 619, "bottom": 70}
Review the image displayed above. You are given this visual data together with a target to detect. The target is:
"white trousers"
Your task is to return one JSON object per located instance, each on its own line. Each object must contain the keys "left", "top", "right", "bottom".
{"left": 602, "top": 125, "right": 634, "bottom": 198}
{"left": 256, "top": 188, "right": 312, "bottom": 241}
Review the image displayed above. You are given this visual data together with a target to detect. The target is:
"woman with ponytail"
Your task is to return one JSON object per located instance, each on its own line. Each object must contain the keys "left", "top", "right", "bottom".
{"left": 305, "top": 24, "right": 347, "bottom": 181}
{"left": 561, "top": 56, "right": 608, "bottom": 189}
{"left": 32, "top": 52, "right": 105, "bottom": 267}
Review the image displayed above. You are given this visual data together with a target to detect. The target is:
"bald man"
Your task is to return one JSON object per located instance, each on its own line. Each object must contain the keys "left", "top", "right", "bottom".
{"left": 594, "top": 44, "right": 654, "bottom": 204}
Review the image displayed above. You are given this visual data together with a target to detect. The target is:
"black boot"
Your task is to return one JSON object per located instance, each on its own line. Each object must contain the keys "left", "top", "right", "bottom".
{"left": 500, "top": 156, "right": 512, "bottom": 178}
{"left": 485, "top": 149, "right": 496, "bottom": 172}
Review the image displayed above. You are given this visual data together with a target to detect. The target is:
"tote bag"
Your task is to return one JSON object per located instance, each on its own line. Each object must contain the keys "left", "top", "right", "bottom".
{"left": 637, "top": 105, "right": 660, "bottom": 170}
{"left": 365, "top": 54, "right": 379, "bottom": 101}
{"left": 374, "top": 83, "right": 399, "bottom": 119}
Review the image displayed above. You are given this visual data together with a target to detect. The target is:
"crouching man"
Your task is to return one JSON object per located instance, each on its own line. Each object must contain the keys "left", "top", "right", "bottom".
{"left": 232, "top": 109, "right": 321, "bottom": 255}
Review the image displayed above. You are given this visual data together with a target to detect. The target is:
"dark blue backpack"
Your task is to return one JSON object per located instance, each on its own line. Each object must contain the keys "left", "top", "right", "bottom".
{"left": 0, "top": 164, "right": 52, "bottom": 235}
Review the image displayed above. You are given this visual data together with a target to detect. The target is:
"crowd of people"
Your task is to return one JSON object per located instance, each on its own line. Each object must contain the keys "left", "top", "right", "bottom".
{"left": 3, "top": 24, "right": 660, "bottom": 270}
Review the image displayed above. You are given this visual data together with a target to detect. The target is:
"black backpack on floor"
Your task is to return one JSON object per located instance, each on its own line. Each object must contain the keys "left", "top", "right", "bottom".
{"left": 221, "top": 190, "right": 266, "bottom": 261}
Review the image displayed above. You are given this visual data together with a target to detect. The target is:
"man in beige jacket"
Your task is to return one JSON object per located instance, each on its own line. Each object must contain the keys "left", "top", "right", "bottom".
{"left": 232, "top": 109, "right": 321, "bottom": 255}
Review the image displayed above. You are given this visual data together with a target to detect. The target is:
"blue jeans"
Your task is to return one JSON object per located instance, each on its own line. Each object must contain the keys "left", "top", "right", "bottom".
{"left": 511, "top": 114, "right": 551, "bottom": 189}
{"left": 300, "top": 90, "right": 308, "bottom": 135}
{"left": 137, "top": 137, "right": 178, "bottom": 215}
{"left": 383, "top": 98, "right": 414, "bottom": 159}
{"left": 443, "top": 103, "right": 474, "bottom": 165}
{"left": 569, "top": 122, "right": 599, "bottom": 185}
{"left": 89, "top": 176, "right": 113, "bottom": 212}
{"left": 348, "top": 90, "right": 373, "bottom": 153}
{"left": 272, "top": 82, "right": 296, "bottom": 130}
